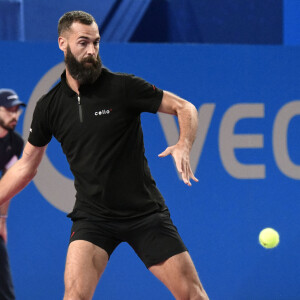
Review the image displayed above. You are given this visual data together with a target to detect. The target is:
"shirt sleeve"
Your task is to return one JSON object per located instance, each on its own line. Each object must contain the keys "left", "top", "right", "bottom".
{"left": 124, "top": 74, "right": 163, "bottom": 114}
{"left": 28, "top": 99, "right": 52, "bottom": 147}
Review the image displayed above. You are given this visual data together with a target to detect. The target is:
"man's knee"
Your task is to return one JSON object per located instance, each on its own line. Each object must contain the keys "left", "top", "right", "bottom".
{"left": 64, "top": 292, "right": 89, "bottom": 300}
{"left": 177, "top": 281, "right": 209, "bottom": 300}
{"left": 191, "top": 283, "right": 209, "bottom": 300}
{"left": 64, "top": 274, "right": 95, "bottom": 300}
{"left": 64, "top": 280, "right": 92, "bottom": 300}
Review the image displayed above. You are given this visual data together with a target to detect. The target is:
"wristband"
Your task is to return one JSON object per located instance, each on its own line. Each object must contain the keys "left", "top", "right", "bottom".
{"left": 0, "top": 215, "right": 8, "bottom": 219}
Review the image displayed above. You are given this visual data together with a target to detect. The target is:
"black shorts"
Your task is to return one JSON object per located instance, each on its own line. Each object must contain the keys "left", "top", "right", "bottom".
{"left": 68, "top": 210, "right": 187, "bottom": 268}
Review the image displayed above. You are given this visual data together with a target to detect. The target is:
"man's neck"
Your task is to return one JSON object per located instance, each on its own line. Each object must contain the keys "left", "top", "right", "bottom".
{"left": 0, "top": 127, "right": 8, "bottom": 138}
{"left": 65, "top": 68, "right": 80, "bottom": 95}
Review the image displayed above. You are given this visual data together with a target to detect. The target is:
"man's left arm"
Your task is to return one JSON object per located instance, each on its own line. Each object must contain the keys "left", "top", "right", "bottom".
{"left": 0, "top": 152, "right": 22, "bottom": 243}
{"left": 158, "top": 90, "right": 198, "bottom": 186}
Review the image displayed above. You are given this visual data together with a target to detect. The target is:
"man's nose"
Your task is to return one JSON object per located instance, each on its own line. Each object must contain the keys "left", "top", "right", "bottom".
{"left": 87, "top": 43, "right": 97, "bottom": 56}
{"left": 12, "top": 112, "right": 21, "bottom": 120}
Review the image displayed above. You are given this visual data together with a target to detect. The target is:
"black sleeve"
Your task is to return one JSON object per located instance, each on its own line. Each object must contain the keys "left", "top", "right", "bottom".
{"left": 124, "top": 74, "right": 163, "bottom": 114}
{"left": 28, "top": 98, "right": 52, "bottom": 147}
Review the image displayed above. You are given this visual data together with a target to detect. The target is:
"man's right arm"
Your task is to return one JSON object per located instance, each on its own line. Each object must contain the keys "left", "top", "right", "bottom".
{"left": 0, "top": 142, "right": 47, "bottom": 206}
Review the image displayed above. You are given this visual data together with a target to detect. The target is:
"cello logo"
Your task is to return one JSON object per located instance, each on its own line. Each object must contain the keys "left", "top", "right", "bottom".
{"left": 95, "top": 109, "right": 111, "bottom": 116}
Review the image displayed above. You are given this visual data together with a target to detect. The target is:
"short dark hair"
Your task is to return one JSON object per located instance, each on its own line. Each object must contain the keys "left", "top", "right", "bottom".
{"left": 58, "top": 11, "right": 96, "bottom": 36}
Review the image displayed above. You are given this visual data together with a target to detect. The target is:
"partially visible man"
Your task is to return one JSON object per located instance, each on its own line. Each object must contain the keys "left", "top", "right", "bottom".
{"left": 0, "top": 89, "right": 25, "bottom": 300}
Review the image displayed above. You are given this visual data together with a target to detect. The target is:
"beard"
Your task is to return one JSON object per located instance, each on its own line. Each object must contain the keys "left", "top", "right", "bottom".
{"left": 65, "top": 45, "right": 102, "bottom": 85}
{"left": 0, "top": 116, "right": 16, "bottom": 131}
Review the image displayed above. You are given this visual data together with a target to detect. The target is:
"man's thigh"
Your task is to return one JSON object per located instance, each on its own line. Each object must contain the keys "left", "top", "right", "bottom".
{"left": 149, "top": 251, "right": 209, "bottom": 300}
{"left": 149, "top": 251, "right": 199, "bottom": 286}
{"left": 64, "top": 240, "right": 109, "bottom": 300}
{"left": 126, "top": 210, "right": 187, "bottom": 268}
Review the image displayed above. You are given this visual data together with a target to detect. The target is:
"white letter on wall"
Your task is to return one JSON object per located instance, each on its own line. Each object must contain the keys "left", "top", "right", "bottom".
{"left": 273, "top": 101, "right": 300, "bottom": 179}
{"left": 219, "top": 104, "right": 265, "bottom": 179}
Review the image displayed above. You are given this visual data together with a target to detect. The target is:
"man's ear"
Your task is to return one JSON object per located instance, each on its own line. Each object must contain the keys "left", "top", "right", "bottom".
{"left": 58, "top": 36, "right": 67, "bottom": 53}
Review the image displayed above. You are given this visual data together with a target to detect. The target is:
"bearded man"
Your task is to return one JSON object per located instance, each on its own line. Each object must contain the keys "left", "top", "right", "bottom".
{"left": 0, "top": 11, "right": 209, "bottom": 300}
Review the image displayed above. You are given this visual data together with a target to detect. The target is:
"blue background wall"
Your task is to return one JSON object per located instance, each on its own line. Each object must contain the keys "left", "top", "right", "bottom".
{"left": 0, "top": 41, "right": 300, "bottom": 299}
{"left": 0, "top": 0, "right": 286, "bottom": 44}
{"left": 3, "top": 0, "right": 300, "bottom": 45}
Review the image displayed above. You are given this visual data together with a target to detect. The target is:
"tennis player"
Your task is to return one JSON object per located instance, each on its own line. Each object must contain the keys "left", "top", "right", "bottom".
{"left": 0, "top": 11, "right": 209, "bottom": 300}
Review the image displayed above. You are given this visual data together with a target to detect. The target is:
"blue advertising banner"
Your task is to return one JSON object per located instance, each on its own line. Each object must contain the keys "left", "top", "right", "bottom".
{"left": 0, "top": 41, "right": 299, "bottom": 299}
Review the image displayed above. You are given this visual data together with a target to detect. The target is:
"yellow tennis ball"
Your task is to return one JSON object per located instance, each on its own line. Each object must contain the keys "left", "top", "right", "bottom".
{"left": 259, "top": 228, "right": 279, "bottom": 249}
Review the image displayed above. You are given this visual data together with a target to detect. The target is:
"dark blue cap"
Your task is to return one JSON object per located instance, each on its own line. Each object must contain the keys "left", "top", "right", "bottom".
{"left": 0, "top": 89, "right": 26, "bottom": 108}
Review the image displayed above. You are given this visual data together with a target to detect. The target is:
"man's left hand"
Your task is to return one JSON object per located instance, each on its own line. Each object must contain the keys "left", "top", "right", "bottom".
{"left": 159, "top": 144, "right": 198, "bottom": 186}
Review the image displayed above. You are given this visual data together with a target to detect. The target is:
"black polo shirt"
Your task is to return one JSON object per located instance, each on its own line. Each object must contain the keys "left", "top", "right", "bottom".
{"left": 28, "top": 67, "right": 167, "bottom": 219}
{"left": 0, "top": 131, "right": 23, "bottom": 176}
